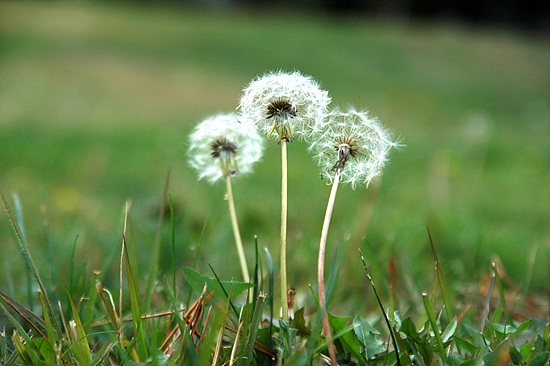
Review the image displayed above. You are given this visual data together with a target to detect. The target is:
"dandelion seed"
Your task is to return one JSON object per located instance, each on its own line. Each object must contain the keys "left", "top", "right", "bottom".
{"left": 188, "top": 113, "right": 264, "bottom": 184}
{"left": 239, "top": 70, "right": 331, "bottom": 142}
{"left": 309, "top": 107, "right": 397, "bottom": 189}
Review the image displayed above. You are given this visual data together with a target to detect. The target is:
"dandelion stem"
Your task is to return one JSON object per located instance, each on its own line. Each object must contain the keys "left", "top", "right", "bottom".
{"left": 318, "top": 172, "right": 340, "bottom": 366}
{"left": 225, "top": 175, "right": 250, "bottom": 283}
{"left": 280, "top": 139, "right": 289, "bottom": 323}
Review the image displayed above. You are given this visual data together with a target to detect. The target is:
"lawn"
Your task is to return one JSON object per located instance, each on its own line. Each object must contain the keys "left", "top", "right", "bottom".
{"left": 1, "top": 0, "right": 549, "bottom": 319}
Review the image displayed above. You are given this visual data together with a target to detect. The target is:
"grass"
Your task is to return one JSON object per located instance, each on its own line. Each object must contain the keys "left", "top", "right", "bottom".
{"left": 0, "top": 1, "right": 549, "bottom": 364}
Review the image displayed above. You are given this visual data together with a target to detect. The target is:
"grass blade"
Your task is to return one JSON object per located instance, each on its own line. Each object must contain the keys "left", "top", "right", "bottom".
{"left": 146, "top": 168, "right": 172, "bottom": 313}
{"left": 422, "top": 292, "right": 447, "bottom": 363}
{"left": 208, "top": 263, "right": 240, "bottom": 318}
{"left": 325, "top": 239, "right": 349, "bottom": 306}
{"left": 264, "top": 247, "right": 274, "bottom": 354}
{"left": 95, "top": 280, "right": 122, "bottom": 336}
{"left": 68, "top": 235, "right": 79, "bottom": 295}
{"left": 38, "top": 291, "right": 58, "bottom": 359}
{"left": 252, "top": 236, "right": 262, "bottom": 310}
{"left": 11, "top": 193, "right": 34, "bottom": 309}
{"left": 0, "top": 187, "right": 62, "bottom": 338}
{"left": 170, "top": 194, "right": 177, "bottom": 297}
{"left": 0, "top": 299, "right": 40, "bottom": 357}
{"left": 187, "top": 219, "right": 208, "bottom": 309}
{"left": 359, "top": 249, "right": 402, "bottom": 366}
{"left": 427, "top": 228, "right": 455, "bottom": 321}
{"left": 39, "top": 188, "right": 56, "bottom": 294}
{"left": 492, "top": 262, "right": 513, "bottom": 326}
{"left": 123, "top": 232, "right": 149, "bottom": 362}
{"left": 0, "top": 290, "right": 46, "bottom": 334}
{"left": 66, "top": 288, "right": 93, "bottom": 365}
{"left": 240, "top": 293, "right": 267, "bottom": 366}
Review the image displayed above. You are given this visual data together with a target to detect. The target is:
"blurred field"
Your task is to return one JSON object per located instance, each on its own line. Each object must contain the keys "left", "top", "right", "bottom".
{"left": 1, "top": 1, "right": 549, "bottom": 313}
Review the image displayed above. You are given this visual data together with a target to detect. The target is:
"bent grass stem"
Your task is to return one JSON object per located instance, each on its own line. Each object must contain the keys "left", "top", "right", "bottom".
{"left": 318, "top": 172, "right": 340, "bottom": 366}
{"left": 225, "top": 175, "right": 250, "bottom": 284}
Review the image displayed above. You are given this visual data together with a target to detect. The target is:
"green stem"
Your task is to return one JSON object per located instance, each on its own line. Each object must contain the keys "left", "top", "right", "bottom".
{"left": 225, "top": 175, "right": 250, "bottom": 283}
{"left": 422, "top": 292, "right": 446, "bottom": 363}
{"left": 318, "top": 172, "right": 340, "bottom": 366}
{"left": 280, "top": 139, "right": 289, "bottom": 323}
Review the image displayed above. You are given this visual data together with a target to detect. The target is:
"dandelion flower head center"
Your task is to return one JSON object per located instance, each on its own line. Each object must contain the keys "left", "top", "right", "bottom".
{"left": 266, "top": 99, "right": 298, "bottom": 142}
{"left": 266, "top": 99, "right": 297, "bottom": 122}
{"left": 210, "top": 137, "right": 239, "bottom": 177}
{"left": 332, "top": 137, "right": 358, "bottom": 174}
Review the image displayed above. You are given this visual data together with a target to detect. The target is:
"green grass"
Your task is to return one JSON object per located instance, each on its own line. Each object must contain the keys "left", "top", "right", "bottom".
{"left": 0, "top": 0, "right": 549, "bottom": 323}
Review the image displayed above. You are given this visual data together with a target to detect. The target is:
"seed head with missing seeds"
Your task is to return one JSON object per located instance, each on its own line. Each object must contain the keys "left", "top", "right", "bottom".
{"left": 308, "top": 107, "right": 397, "bottom": 189}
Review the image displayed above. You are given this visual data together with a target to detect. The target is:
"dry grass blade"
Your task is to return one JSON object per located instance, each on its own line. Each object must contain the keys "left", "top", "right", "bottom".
{"left": 198, "top": 305, "right": 214, "bottom": 351}
{"left": 160, "top": 284, "right": 214, "bottom": 354}
{"left": 229, "top": 320, "right": 244, "bottom": 365}
{"left": 211, "top": 325, "right": 225, "bottom": 366}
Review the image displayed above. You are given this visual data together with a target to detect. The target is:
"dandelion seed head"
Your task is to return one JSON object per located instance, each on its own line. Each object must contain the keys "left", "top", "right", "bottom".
{"left": 188, "top": 113, "right": 264, "bottom": 184}
{"left": 238, "top": 70, "right": 331, "bottom": 142}
{"left": 308, "top": 107, "right": 397, "bottom": 189}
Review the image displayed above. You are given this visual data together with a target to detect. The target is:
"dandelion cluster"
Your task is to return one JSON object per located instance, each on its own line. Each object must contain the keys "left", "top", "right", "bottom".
{"left": 188, "top": 113, "right": 264, "bottom": 184}
{"left": 308, "top": 107, "right": 396, "bottom": 189}
{"left": 238, "top": 71, "right": 331, "bottom": 142}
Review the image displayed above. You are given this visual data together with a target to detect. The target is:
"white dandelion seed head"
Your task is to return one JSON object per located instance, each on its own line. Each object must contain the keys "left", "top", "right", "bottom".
{"left": 188, "top": 113, "right": 264, "bottom": 184}
{"left": 238, "top": 70, "right": 331, "bottom": 142}
{"left": 308, "top": 107, "right": 397, "bottom": 189}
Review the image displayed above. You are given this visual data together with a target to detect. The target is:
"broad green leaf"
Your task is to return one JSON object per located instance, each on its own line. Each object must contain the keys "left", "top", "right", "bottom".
{"left": 528, "top": 351, "right": 550, "bottom": 366}
{"left": 520, "top": 343, "right": 535, "bottom": 362}
{"left": 454, "top": 336, "right": 480, "bottom": 355}
{"left": 328, "top": 314, "right": 367, "bottom": 364}
{"left": 182, "top": 267, "right": 249, "bottom": 302}
{"left": 509, "top": 346, "right": 523, "bottom": 365}
{"left": 400, "top": 318, "right": 425, "bottom": 343}
{"left": 462, "top": 324, "right": 486, "bottom": 347}
{"left": 294, "top": 307, "right": 311, "bottom": 337}
{"left": 338, "top": 329, "right": 367, "bottom": 365}
{"left": 283, "top": 348, "right": 310, "bottom": 366}
{"left": 459, "top": 358, "right": 484, "bottom": 366}
{"left": 353, "top": 315, "right": 385, "bottom": 360}
{"left": 483, "top": 340, "right": 509, "bottom": 365}
{"left": 492, "top": 323, "right": 516, "bottom": 336}
{"left": 515, "top": 320, "right": 532, "bottom": 335}
{"left": 327, "top": 312, "right": 350, "bottom": 331}
{"left": 441, "top": 317, "right": 458, "bottom": 343}
{"left": 276, "top": 320, "right": 298, "bottom": 359}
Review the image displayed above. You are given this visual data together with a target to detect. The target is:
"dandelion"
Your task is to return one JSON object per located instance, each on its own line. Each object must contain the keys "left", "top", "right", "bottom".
{"left": 188, "top": 113, "right": 264, "bottom": 283}
{"left": 309, "top": 107, "right": 397, "bottom": 365}
{"left": 239, "top": 70, "right": 331, "bottom": 142}
{"left": 188, "top": 113, "right": 263, "bottom": 185}
{"left": 309, "top": 107, "right": 396, "bottom": 189}
{"left": 239, "top": 70, "right": 330, "bottom": 323}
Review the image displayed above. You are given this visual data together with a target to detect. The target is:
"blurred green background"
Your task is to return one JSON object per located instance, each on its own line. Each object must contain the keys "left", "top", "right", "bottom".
{"left": 1, "top": 1, "right": 549, "bottom": 314}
